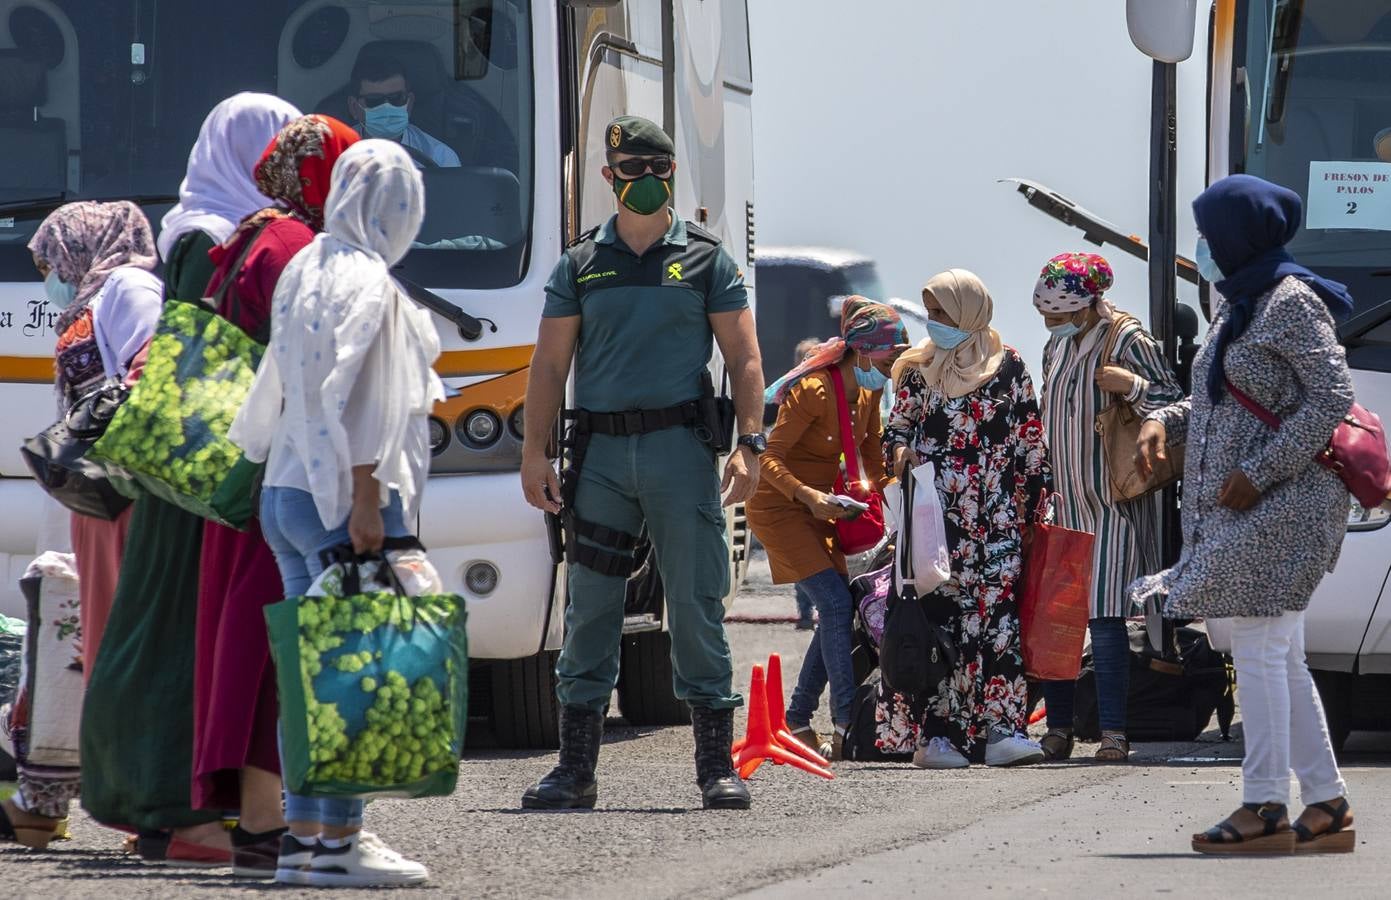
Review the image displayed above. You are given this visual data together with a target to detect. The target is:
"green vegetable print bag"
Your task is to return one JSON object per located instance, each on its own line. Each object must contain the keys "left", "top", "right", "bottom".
{"left": 265, "top": 546, "right": 469, "bottom": 800}
{"left": 88, "top": 227, "right": 266, "bottom": 529}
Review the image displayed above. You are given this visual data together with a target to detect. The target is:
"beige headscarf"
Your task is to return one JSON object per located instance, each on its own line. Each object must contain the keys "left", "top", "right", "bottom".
{"left": 892, "top": 268, "right": 1005, "bottom": 398}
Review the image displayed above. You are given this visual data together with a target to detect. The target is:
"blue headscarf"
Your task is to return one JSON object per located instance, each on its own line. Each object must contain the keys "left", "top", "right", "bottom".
{"left": 1193, "top": 174, "right": 1354, "bottom": 403}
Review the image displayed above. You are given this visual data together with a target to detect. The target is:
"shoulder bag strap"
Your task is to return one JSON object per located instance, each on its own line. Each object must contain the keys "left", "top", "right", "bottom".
{"left": 1225, "top": 379, "right": 1282, "bottom": 429}
{"left": 1098, "top": 314, "right": 1139, "bottom": 394}
{"left": 896, "top": 461, "right": 916, "bottom": 588}
{"left": 827, "top": 365, "right": 863, "bottom": 486}
{"left": 205, "top": 222, "right": 268, "bottom": 323}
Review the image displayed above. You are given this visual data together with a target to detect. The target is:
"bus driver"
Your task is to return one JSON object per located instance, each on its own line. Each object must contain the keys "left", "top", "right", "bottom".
{"left": 347, "top": 54, "right": 461, "bottom": 169}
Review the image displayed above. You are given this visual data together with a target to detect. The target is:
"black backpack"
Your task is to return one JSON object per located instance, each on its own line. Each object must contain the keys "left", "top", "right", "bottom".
{"left": 843, "top": 668, "right": 913, "bottom": 761}
{"left": 878, "top": 475, "right": 958, "bottom": 695}
{"left": 1070, "top": 623, "right": 1234, "bottom": 742}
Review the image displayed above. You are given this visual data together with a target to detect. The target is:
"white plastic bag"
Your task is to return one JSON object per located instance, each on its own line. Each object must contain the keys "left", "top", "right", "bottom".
{"left": 15, "top": 552, "right": 83, "bottom": 766}
{"left": 906, "top": 462, "right": 951, "bottom": 593}
{"left": 307, "top": 549, "right": 445, "bottom": 599}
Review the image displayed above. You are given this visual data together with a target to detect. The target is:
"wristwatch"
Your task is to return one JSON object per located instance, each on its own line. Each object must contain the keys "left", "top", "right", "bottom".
{"left": 737, "top": 433, "right": 767, "bottom": 455}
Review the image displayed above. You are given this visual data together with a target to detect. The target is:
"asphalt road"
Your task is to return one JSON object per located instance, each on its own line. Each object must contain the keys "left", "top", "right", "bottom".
{"left": 5, "top": 554, "right": 1388, "bottom": 898}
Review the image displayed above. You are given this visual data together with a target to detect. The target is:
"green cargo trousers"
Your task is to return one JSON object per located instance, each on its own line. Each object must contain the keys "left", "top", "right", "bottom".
{"left": 557, "top": 425, "right": 742, "bottom": 712}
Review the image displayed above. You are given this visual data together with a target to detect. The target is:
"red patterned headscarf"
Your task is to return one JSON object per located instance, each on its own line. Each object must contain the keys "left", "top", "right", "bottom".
{"left": 764, "top": 296, "right": 907, "bottom": 404}
{"left": 250, "top": 114, "right": 360, "bottom": 231}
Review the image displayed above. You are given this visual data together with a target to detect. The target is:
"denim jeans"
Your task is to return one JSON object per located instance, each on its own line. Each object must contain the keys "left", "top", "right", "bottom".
{"left": 260, "top": 486, "right": 411, "bottom": 828}
{"left": 1042, "top": 617, "right": 1130, "bottom": 733}
{"left": 786, "top": 568, "right": 856, "bottom": 726}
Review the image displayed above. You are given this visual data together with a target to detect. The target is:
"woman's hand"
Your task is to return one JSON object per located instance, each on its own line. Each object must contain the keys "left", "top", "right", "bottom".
{"left": 797, "top": 486, "right": 855, "bottom": 521}
{"left": 1095, "top": 365, "right": 1138, "bottom": 395}
{"left": 1218, "top": 469, "right": 1262, "bottom": 511}
{"left": 1135, "top": 419, "right": 1168, "bottom": 481}
{"left": 348, "top": 495, "right": 385, "bottom": 554}
{"left": 892, "top": 443, "right": 918, "bottom": 480}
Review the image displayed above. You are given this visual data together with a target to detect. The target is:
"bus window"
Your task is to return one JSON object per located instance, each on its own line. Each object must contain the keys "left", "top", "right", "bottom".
{"left": 0, "top": 0, "right": 534, "bottom": 291}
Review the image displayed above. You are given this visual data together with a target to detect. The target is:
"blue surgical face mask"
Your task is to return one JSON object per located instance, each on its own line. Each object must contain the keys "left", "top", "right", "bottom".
{"left": 925, "top": 319, "right": 970, "bottom": 350}
{"left": 44, "top": 271, "right": 77, "bottom": 309}
{"left": 854, "top": 363, "right": 890, "bottom": 392}
{"left": 1195, "top": 236, "right": 1225, "bottom": 283}
{"left": 363, "top": 102, "right": 410, "bottom": 139}
{"left": 1047, "top": 320, "right": 1084, "bottom": 339}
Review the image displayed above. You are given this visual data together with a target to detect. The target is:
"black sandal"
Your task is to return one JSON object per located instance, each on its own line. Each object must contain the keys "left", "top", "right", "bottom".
{"left": 1039, "top": 728, "right": 1074, "bottom": 761}
{"left": 1095, "top": 731, "right": 1130, "bottom": 763}
{"left": 1293, "top": 798, "right": 1355, "bottom": 854}
{"left": 1192, "top": 803, "right": 1294, "bottom": 855}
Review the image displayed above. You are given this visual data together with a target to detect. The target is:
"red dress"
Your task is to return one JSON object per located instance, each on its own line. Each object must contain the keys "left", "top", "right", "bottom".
{"left": 191, "top": 216, "right": 314, "bottom": 810}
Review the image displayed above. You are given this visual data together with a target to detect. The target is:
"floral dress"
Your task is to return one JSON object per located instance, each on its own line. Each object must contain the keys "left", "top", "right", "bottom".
{"left": 876, "top": 348, "right": 1052, "bottom": 761}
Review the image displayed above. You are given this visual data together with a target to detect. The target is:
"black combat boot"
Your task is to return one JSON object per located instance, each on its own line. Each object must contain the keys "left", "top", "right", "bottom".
{"left": 521, "top": 705, "right": 604, "bottom": 810}
{"left": 691, "top": 706, "right": 751, "bottom": 810}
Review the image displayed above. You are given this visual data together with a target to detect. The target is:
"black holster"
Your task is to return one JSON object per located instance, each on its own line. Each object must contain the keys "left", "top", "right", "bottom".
{"left": 695, "top": 369, "right": 737, "bottom": 455}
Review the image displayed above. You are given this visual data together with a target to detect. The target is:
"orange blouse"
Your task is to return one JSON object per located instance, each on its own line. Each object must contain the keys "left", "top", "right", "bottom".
{"left": 746, "top": 367, "right": 891, "bottom": 584}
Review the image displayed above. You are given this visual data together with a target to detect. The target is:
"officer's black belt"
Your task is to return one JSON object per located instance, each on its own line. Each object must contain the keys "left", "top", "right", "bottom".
{"left": 567, "top": 401, "right": 701, "bottom": 437}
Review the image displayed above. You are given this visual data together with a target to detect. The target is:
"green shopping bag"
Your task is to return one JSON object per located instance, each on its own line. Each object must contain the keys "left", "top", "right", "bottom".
{"left": 88, "top": 229, "right": 265, "bottom": 529}
{"left": 265, "top": 544, "right": 468, "bottom": 800}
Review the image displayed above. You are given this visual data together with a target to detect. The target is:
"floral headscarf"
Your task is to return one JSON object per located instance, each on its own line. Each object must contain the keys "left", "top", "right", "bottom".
{"left": 28, "top": 200, "right": 157, "bottom": 331}
{"left": 1032, "top": 252, "right": 1116, "bottom": 319}
{"left": 248, "top": 114, "right": 360, "bottom": 231}
{"left": 764, "top": 296, "right": 907, "bottom": 404}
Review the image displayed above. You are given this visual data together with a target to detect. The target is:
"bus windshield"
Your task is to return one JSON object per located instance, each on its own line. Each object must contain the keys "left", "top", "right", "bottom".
{"left": 1240, "top": 0, "right": 1391, "bottom": 299}
{"left": 0, "top": 0, "right": 533, "bottom": 290}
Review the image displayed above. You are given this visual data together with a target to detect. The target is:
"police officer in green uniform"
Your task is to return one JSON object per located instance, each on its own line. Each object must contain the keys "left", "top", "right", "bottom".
{"left": 519, "top": 116, "right": 766, "bottom": 811}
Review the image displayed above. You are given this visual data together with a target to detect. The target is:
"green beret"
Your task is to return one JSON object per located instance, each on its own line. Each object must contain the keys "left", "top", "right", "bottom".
{"left": 604, "top": 115, "right": 675, "bottom": 157}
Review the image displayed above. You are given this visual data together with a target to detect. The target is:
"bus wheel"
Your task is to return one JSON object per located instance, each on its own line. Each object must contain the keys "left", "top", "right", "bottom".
{"left": 618, "top": 630, "right": 691, "bottom": 726}
{"left": 1312, "top": 669, "right": 1351, "bottom": 758}
{"left": 489, "top": 650, "right": 561, "bottom": 749}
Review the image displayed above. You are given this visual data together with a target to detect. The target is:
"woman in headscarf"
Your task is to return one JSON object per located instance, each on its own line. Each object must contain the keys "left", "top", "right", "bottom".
{"left": 1, "top": 202, "right": 162, "bottom": 850}
{"left": 878, "top": 269, "right": 1051, "bottom": 769}
{"left": 231, "top": 140, "right": 440, "bottom": 888}
{"left": 748, "top": 298, "right": 908, "bottom": 759}
{"left": 77, "top": 95, "right": 296, "bottom": 867}
{"left": 1134, "top": 175, "right": 1357, "bottom": 854}
{"left": 191, "top": 114, "right": 359, "bottom": 879}
{"left": 1030, "top": 252, "right": 1183, "bottom": 764}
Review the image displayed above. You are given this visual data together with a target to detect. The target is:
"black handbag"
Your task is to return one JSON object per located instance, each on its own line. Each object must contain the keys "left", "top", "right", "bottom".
{"left": 21, "top": 379, "right": 134, "bottom": 521}
{"left": 877, "top": 473, "right": 959, "bottom": 695}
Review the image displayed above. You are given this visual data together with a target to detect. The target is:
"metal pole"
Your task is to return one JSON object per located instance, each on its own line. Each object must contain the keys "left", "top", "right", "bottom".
{"left": 1148, "top": 60, "right": 1182, "bottom": 567}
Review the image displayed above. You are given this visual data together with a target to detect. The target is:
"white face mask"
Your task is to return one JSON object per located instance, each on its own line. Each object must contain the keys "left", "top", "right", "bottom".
{"left": 1195, "top": 236, "right": 1226, "bottom": 283}
{"left": 44, "top": 271, "right": 77, "bottom": 309}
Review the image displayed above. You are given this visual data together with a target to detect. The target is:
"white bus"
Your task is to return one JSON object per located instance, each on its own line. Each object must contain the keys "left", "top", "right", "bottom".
{"left": 0, "top": 0, "right": 755, "bottom": 747}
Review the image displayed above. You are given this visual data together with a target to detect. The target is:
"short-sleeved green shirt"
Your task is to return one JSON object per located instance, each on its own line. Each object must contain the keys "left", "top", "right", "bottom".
{"left": 543, "top": 213, "right": 748, "bottom": 412}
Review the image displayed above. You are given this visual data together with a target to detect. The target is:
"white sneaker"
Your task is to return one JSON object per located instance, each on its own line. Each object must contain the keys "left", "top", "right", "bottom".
{"left": 984, "top": 732, "right": 1044, "bottom": 767}
{"left": 274, "top": 834, "right": 317, "bottom": 886}
{"left": 306, "top": 831, "right": 429, "bottom": 888}
{"left": 912, "top": 736, "right": 970, "bottom": 769}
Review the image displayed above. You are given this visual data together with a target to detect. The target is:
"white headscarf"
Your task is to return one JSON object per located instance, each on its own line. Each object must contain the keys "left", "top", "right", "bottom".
{"left": 230, "top": 140, "right": 444, "bottom": 528}
{"left": 157, "top": 92, "right": 301, "bottom": 260}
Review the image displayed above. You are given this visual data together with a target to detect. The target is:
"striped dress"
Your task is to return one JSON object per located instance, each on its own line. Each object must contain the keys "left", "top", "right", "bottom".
{"left": 1040, "top": 315, "right": 1183, "bottom": 619}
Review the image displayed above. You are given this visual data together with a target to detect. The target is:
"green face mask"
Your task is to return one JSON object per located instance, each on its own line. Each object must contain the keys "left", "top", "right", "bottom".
{"left": 612, "top": 174, "right": 672, "bottom": 215}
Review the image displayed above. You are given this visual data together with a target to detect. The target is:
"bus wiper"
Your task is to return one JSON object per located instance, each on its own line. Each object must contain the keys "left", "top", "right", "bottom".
{"left": 1000, "top": 178, "right": 1200, "bottom": 286}
{"left": 0, "top": 193, "right": 180, "bottom": 217}
{"left": 393, "top": 272, "right": 490, "bottom": 342}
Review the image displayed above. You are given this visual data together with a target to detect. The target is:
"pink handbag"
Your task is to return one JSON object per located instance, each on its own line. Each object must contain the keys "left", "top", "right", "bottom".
{"left": 1227, "top": 380, "right": 1391, "bottom": 509}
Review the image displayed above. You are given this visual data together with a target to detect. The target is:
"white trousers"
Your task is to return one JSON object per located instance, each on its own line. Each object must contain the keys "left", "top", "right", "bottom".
{"left": 1230, "top": 610, "right": 1346, "bottom": 807}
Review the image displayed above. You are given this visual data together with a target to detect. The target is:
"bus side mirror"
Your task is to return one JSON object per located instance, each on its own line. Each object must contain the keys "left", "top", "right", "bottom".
{"left": 1126, "top": 0, "right": 1198, "bottom": 63}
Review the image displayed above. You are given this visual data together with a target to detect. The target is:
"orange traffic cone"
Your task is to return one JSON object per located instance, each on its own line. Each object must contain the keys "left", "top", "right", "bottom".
{"left": 763, "top": 653, "right": 830, "bottom": 767}
{"left": 731, "top": 663, "right": 834, "bottom": 781}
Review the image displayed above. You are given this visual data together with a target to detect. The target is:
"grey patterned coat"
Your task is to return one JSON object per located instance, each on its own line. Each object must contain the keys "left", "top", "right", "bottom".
{"left": 1129, "top": 276, "right": 1354, "bottom": 619}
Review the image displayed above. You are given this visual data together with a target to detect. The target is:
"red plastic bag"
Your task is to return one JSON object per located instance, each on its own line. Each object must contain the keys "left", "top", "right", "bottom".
{"left": 1018, "top": 523, "right": 1095, "bottom": 680}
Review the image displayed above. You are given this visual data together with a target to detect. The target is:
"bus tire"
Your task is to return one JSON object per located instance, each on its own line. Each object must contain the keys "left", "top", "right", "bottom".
{"left": 1311, "top": 669, "right": 1351, "bottom": 757}
{"left": 489, "top": 650, "right": 561, "bottom": 749}
{"left": 618, "top": 630, "right": 691, "bottom": 726}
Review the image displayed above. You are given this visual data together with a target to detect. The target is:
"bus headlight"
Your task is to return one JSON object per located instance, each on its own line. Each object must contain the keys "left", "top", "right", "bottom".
{"left": 1348, "top": 502, "right": 1391, "bottom": 532}
{"left": 509, "top": 406, "right": 525, "bottom": 440}
{"left": 465, "top": 561, "right": 500, "bottom": 596}
{"left": 458, "top": 409, "right": 502, "bottom": 448}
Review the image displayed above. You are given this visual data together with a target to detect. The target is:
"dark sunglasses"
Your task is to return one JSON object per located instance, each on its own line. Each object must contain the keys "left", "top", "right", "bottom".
{"left": 611, "top": 156, "right": 673, "bottom": 178}
{"left": 358, "top": 91, "right": 410, "bottom": 109}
